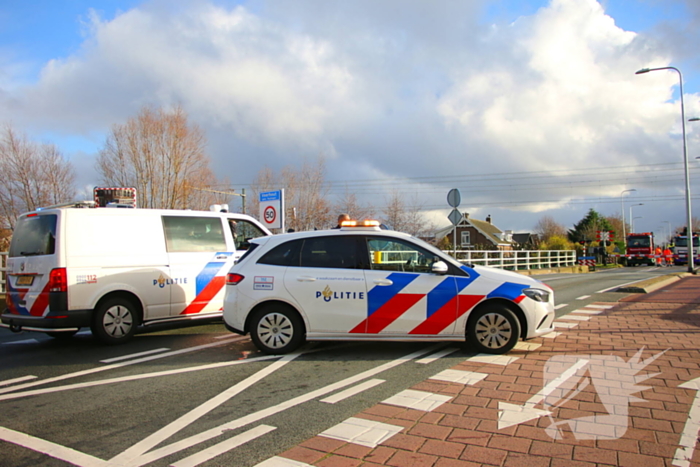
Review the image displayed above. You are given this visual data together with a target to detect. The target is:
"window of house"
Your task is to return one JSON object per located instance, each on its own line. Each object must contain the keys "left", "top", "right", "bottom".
{"left": 461, "top": 231, "right": 471, "bottom": 247}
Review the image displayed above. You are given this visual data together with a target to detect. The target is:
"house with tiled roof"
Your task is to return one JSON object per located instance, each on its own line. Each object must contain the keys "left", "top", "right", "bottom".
{"left": 436, "top": 212, "right": 514, "bottom": 250}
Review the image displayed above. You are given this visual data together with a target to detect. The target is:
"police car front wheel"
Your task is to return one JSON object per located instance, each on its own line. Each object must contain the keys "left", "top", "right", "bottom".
{"left": 250, "top": 304, "right": 305, "bottom": 355}
{"left": 466, "top": 306, "right": 520, "bottom": 354}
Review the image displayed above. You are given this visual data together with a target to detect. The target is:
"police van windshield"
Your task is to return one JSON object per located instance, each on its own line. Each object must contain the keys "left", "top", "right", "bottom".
{"left": 674, "top": 237, "right": 700, "bottom": 247}
{"left": 9, "top": 214, "right": 57, "bottom": 257}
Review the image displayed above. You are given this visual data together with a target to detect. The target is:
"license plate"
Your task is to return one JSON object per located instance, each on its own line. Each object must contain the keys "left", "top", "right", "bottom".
{"left": 16, "top": 275, "right": 34, "bottom": 286}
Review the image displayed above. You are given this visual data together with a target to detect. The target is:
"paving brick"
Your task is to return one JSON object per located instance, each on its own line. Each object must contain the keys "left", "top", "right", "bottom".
{"left": 386, "top": 450, "right": 438, "bottom": 467}
{"left": 419, "top": 438, "right": 465, "bottom": 459}
{"left": 459, "top": 445, "right": 508, "bottom": 465}
{"left": 316, "top": 454, "right": 362, "bottom": 467}
{"left": 408, "top": 422, "right": 453, "bottom": 440}
{"left": 381, "top": 433, "right": 426, "bottom": 452}
{"left": 447, "top": 428, "right": 491, "bottom": 446}
{"left": 487, "top": 434, "right": 531, "bottom": 454}
{"left": 300, "top": 436, "right": 345, "bottom": 453}
{"left": 617, "top": 451, "right": 666, "bottom": 467}
{"left": 434, "top": 458, "right": 481, "bottom": 467}
{"left": 363, "top": 446, "right": 396, "bottom": 464}
{"left": 529, "top": 440, "right": 573, "bottom": 458}
{"left": 504, "top": 453, "right": 551, "bottom": 467}
{"left": 573, "top": 445, "right": 617, "bottom": 465}
{"left": 279, "top": 446, "right": 327, "bottom": 464}
{"left": 333, "top": 443, "right": 372, "bottom": 459}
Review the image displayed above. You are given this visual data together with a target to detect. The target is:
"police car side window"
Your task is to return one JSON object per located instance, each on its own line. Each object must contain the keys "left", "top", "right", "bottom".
{"left": 162, "top": 216, "right": 227, "bottom": 252}
{"left": 299, "top": 236, "right": 359, "bottom": 269}
{"left": 366, "top": 237, "right": 433, "bottom": 273}
{"left": 258, "top": 239, "right": 302, "bottom": 266}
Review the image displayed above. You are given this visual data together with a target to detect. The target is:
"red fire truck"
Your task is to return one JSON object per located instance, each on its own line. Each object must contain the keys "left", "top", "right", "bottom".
{"left": 625, "top": 232, "right": 655, "bottom": 266}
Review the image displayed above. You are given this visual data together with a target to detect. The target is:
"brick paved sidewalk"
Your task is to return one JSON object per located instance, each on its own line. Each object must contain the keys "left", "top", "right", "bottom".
{"left": 260, "top": 276, "right": 700, "bottom": 467}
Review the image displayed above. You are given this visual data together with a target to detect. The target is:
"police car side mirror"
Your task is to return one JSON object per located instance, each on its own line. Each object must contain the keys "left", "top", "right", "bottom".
{"left": 432, "top": 261, "right": 448, "bottom": 275}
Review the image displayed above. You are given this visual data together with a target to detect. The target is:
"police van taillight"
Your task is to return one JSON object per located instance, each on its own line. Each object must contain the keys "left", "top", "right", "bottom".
{"left": 226, "top": 273, "right": 245, "bottom": 285}
{"left": 48, "top": 268, "right": 67, "bottom": 293}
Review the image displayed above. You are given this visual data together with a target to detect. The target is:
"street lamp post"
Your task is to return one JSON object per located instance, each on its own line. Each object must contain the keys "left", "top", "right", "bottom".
{"left": 636, "top": 66, "right": 693, "bottom": 272}
{"left": 629, "top": 203, "right": 644, "bottom": 232}
{"left": 620, "top": 189, "right": 636, "bottom": 242}
{"left": 632, "top": 217, "right": 643, "bottom": 232}
{"left": 662, "top": 220, "right": 671, "bottom": 244}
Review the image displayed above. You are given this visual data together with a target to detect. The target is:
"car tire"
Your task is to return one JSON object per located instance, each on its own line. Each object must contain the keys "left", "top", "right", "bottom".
{"left": 91, "top": 297, "right": 138, "bottom": 345}
{"left": 250, "top": 304, "right": 305, "bottom": 354}
{"left": 466, "top": 305, "right": 520, "bottom": 354}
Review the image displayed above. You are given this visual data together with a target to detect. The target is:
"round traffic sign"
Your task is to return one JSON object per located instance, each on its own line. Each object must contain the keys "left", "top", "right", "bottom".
{"left": 263, "top": 205, "right": 277, "bottom": 224}
{"left": 447, "top": 188, "right": 461, "bottom": 208}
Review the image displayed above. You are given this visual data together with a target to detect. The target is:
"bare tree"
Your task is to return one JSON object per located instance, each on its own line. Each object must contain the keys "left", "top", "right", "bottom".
{"left": 382, "top": 191, "right": 433, "bottom": 237}
{"left": 333, "top": 188, "right": 376, "bottom": 222}
{"left": 97, "top": 105, "right": 219, "bottom": 210}
{"left": 534, "top": 215, "right": 567, "bottom": 243}
{"left": 250, "top": 156, "right": 332, "bottom": 231}
{"left": 0, "top": 125, "right": 75, "bottom": 233}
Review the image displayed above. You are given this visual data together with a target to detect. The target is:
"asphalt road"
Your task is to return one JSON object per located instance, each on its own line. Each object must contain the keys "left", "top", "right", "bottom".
{"left": 0, "top": 265, "right": 682, "bottom": 467}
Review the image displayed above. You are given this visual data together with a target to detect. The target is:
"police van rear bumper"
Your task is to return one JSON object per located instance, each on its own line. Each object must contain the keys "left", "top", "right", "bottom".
{"left": 1, "top": 309, "right": 93, "bottom": 333}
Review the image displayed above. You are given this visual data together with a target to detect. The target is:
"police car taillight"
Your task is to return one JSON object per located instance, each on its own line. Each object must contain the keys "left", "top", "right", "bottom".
{"left": 49, "top": 268, "right": 67, "bottom": 293}
{"left": 226, "top": 273, "right": 245, "bottom": 285}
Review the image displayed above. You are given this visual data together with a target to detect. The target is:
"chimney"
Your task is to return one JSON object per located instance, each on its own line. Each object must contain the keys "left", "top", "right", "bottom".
{"left": 464, "top": 212, "right": 469, "bottom": 218}
{"left": 486, "top": 214, "right": 492, "bottom": 224}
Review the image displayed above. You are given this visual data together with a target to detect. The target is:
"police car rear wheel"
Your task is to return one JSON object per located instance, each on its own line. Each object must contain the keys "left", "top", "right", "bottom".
{"left": 467, "top": 306, "right": 520, "bottom": 354}
{"left": 250, "top": 305, "right": 305, "bottom": 354}
{"left": 91, "top": 298, "right": 137, "bottom": 345}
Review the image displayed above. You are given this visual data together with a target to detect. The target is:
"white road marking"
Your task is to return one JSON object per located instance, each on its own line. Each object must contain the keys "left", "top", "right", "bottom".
{"left": 130, "top": 345, "right": 440, "bottom": 467}
{"left": 514, "top": 342, "right": 541, "bottom": 351}
{"left": 416, "top": 347, "right": 459, "bottom": 364}
{"left": 673, "top": 377, "right": 700, "bottom": 467}
{"left": 554, "top": 303, "right": 568, "bottom": 310}
{"left": 0, "top": 354, "right": 280, "bottom": 402}
{"left": 554, "top": 321, "right": 579, "bottom": 329}
{"left": 0, "top": 375, "right": 37, "bottom": 387}
{"left": 572, "top": 309, "right": 604, "bottom": 315}
{"left": 575, "top": 295, "right": 590, "bottom": 300}
{"left": 111, "top": 353, "right": 299, "bottom": 465}
{"left": 585, "top": 304, "right": 614, "bottom": 309}
{"left": 2, "top": 339, "right": 40, "bottom": 345}
{"left": 0, "top": 336, "right": 247, "bottom": 396}
{"left": 0, "top": 426, "right": 109, "bottom": 467}
{"left": 429, "top": 369, "right": 488, "bottom": 385}
{"left": 254, "top": 457, "right": 312, "bottom": 467}
{"left": 319, "top": 417, "right": 404, "bottom": 448}
{"left": 542, "top": 331, "right": 562, "bottom": 339}
{"left": 467, "top": 354, "right": 520, "bottom": 366}
{"left": 557, "top": 315, "right": 590, "bottom": 321}
{"left": 99, "top": 348, "right": 170, "bottom": 363}
{"left": 382, "top": 389, "right": 452, "bottom": 412}
{"left": 171, "top": 425, "right": 276, "bottom": 467}
{"left": 321, "top": 379, "right": 385, "bottom": 404}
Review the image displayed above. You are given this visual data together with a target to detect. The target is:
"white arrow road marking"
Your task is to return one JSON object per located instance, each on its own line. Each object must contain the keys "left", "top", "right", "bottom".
{"left": 673, "top": 377, "right": 700, "bottom": 467}
{"left": 498, "top": 359, "right": 589, "bottom": 429}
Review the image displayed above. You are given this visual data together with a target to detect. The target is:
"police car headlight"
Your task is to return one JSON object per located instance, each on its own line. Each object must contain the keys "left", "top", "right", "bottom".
{"left": 523, "top": 288, "right": 550, "bottom": 303}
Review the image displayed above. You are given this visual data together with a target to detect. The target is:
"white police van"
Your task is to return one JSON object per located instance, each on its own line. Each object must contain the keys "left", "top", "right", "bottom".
{"left": 223, "top": 220, "right": 555, "bottom": 355}
{"left": 1, "top": 201, "right": 271, "bottom": 344}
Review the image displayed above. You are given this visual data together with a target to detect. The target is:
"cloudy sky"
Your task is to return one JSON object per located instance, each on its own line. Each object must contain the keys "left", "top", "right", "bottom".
{"left": 2, "top": 0, "right": 700, "bottom": 239}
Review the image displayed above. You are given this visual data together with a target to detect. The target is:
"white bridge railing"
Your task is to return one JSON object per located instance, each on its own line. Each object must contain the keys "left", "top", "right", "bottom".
{"left": 1, "top": 251, "right": 6, "bottom": 294}
{"left": 444, "top": 249, "right": 577, "bottom": 271}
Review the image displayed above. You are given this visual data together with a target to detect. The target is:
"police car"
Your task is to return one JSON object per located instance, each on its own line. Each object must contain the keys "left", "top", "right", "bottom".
{"left": 223, "top": 221, "right": 555, "bottom": 354}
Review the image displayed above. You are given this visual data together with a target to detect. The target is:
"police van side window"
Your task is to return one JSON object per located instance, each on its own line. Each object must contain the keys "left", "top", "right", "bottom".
{"left": 9, "top": 214, "right": 57, "bottom": 257}
{"left": 229, "top": 219, "right": 266, "bottom": 251}
{"left": 258, "top": 239, "right": 302, "bottom": 266}
{"left": 162, "top": 216, "right": 227, "bottom": 252}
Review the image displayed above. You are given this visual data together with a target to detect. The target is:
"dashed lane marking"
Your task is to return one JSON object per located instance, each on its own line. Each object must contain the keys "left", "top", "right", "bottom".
{"left": 321, "top": 379, "right": 385, "bottom": 404}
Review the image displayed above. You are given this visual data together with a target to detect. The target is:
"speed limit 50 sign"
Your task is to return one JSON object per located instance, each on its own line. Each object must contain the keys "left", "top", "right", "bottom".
{"left": 259, "top": 190, "right": 284, "bottom": 230}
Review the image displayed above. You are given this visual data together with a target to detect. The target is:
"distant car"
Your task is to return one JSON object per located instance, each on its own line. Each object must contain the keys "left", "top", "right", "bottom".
{"left": 223, "top": 221, "right": 555, "bottom": 354}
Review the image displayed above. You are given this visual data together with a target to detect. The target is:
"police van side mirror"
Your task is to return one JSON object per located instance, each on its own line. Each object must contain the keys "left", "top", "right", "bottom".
{"left": 432, "top": 261, "right": 448, "bottom": 275}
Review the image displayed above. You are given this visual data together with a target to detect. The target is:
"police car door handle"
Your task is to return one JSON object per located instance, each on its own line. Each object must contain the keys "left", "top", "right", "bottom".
{"left": 373, "top": 279, "right": 393, "bottom": 286}
{"left": 297, "top": 276, "right": 316, "bottom": 282}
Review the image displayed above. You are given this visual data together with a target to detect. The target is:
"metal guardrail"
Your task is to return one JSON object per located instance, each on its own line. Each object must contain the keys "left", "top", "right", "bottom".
{"left": 445, "top": 249, "right": 577, "bottom": 271}
{"left": 1, "top": 251, "right": 6, "bottom": 294}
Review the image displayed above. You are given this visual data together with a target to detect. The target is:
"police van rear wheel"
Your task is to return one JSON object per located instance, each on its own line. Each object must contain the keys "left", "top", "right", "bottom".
{"left": 466, "top": 306, "right": 520, "bottom": 354}
{"left": 250, "top": 304, "right": 305, "bottom": 354}
{"left": 91, "top": 298, "right": 137, "bottom": 345}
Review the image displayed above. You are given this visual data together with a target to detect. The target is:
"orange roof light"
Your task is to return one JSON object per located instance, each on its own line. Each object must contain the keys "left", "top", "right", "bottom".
{"left": 340, "top": 219, "right": 380, "bottom": 228}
